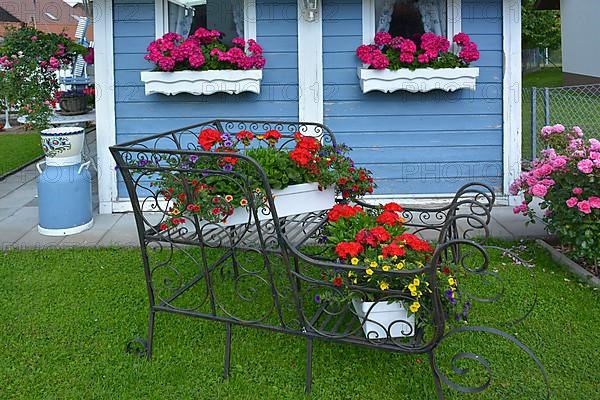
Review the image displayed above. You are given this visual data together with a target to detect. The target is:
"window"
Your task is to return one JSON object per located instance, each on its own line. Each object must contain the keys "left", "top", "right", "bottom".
{"left": 364, "top": 0, "right": 460, "bottom": 44}
{"left": 158, "top": 0, "right": 256, "bottom": 45}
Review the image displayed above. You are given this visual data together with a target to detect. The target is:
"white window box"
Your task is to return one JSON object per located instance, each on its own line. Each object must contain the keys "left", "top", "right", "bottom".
{"left": 358, "top": 67, "right": 479, "bottom": 94}
{"left": 140, "top": 70, "right": 263, "bottom": 96}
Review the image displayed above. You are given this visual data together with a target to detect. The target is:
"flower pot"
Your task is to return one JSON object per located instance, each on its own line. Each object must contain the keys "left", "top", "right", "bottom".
{"left": 352, "top": 299, "right": 415, "bottom": 339}
{"left": 223, "top": 182, "right": 336, "bottom": 226}
{"left": 40, "top": 127, "right": 85, "bottom": 166}
{"left": 358, "top": 67, "right": 479, "bottom": 93}
{"left": 59, "top": 95, "right": 88, "bottom": 114}
{"left": 140, "top": 70, "right": 263, "bottom": 96}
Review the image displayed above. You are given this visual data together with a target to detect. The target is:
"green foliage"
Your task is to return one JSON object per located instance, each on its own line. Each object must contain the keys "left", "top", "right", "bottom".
{"left": 0, "top": 25, "right": 86, "bottom": 130}
{"left": 522, "top": 0, "right": 561, "bottom": 49}
{"left": 245, "top": 147, "right": 308, "bottom": 189}
{"left": 385, "top": 48, "right": 467, "bottom": 71}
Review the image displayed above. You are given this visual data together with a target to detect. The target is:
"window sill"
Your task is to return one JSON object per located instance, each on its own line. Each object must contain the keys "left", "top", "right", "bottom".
{"left": 140, "top": 70, "right": 263, "bottom": 96}
{"left": 358, "top": 67, "right": 479, "bottom": 93}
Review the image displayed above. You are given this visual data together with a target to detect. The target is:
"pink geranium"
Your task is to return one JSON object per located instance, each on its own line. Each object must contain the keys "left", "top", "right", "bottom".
{"left": 374, "top": 31, "right": 392, "bottom": 46}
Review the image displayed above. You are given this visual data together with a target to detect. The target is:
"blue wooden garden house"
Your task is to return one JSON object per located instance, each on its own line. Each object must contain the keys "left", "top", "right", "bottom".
{"left": 93, "top": 0, "right": 522, "bottom": 213}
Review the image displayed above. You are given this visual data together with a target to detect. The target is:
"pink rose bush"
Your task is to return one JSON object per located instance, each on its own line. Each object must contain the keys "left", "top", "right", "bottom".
{"left": 145, "top": 28, "right": 265, "bottom": 72}
{"left": 510, "top": 125, "right": 599, "bottom": 265}
{"left": 356, "top": 32, "right": 479, "bottom": 70}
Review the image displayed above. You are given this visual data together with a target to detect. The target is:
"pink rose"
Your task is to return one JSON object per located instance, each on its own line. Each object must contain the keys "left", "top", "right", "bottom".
{"left": 590, "top": 138, "right": 600, "bottom": 151}
{"left": 552, "top": 124, "right": 565, "bottom": 133}
{"left": 572, "top": 187, "right": 583, "bottom": 195}
{"left": 31, "top": 35, "right": 38, "bottom": 41}
{"left": 589, "top": 196, "right": 600, "bottom": 209}
{"left": 531, "top": 184, "right": 548, "bottom": 197}
{"left": 577, "top": 200, "right": 592, "bottom": 214}
{"left": 572, "top": 126, "right": 583, "bottom": 137}
{"left": 577, "top": 159, "right": 594, "bottom": 174}
{"left": 566, "top": 197, "right": 578, "bottom": 208}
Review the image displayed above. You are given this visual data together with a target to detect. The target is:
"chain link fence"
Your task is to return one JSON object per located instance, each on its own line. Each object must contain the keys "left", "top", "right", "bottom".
{"left": 522, "top": 84, "right": 600, "bottom": 162}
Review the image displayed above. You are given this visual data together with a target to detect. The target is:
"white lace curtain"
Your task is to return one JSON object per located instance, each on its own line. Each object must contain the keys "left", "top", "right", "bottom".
{"left": 167, "top": 0, "right": 245, "bottom": 38}
{"left": 376, "top": 0, "right": 447, "bottom": 37}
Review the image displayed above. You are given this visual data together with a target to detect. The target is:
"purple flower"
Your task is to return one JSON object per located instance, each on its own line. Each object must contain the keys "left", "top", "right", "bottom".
{"left": 180, "top": 162, "right": 190, "bottom": 170}
{"left": 314, "top": 295, "right": 321, "bottom": 304}
{"left": 223, "top": 140, "right": 234, "bottom": 147}
{"left": 222, "top": 164, "right": 233, "bottom": 172}
{"left": 444, "top": 289, "right": 457, "bottom": 305}
{"left": 138, "top": 159, "right": 149, "bottom": 167}
{"left": 189, "top": 155, "right": 199, "bottom": 163}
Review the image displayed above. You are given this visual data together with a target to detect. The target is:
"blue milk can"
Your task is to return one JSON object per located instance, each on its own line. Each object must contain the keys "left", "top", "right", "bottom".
{"left": 37, "top": 161, "right": 94, "bottom": 236}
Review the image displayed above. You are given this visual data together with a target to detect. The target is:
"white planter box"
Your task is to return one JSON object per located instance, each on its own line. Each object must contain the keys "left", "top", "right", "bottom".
{"left": 223, "top": 182, "right": 337, "bottom": 226}
{"left": 352, "top": 299, "right": 415, "bottom": 339}
{"left": 140, "top": 70, "right": 263, "bottom": 96}
{"left": 358, "top": 67, "right": 479, "bottom": 93}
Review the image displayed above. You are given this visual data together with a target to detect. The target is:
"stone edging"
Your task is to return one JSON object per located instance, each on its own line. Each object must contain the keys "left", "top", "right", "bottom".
{"left": 535, "top": 239, "right": 600, "bottom": 288}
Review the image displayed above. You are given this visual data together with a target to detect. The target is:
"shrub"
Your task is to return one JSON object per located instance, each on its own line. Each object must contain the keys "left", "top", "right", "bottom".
{"left": 511, "top": 125, "right": 599, "bottom": 266}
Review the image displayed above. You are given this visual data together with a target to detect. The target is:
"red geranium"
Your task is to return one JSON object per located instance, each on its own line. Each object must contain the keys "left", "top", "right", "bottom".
{"left": 335, "top": 241, "right": 364, "bottom": 259}
{"left": 355, "top": 228, "right": 378, "bottom": 247}
{"left": 369, "top": 226, "right": 391, "bottom": 242}
{"left": 376, "top": 211, "right": 402, "bottom": 226}
{"left": 327, "top": 204, "right": 363, "bottom": 222}
{"left": 263, "top": 129, "right": 282, "bottom": 144}
{"left": 198, "top": 128, "right": 222, "bottom": 150}
{"left": 396, "top": 233, "right": 433, "bottom": 252}
{"left": 381, "top": 242, "right": 406, "bottom": 258}
{"left": 236, "top": 130, "right": 254, "bottom": 145}
{"left": 332, "top": 276, "right": 343, "bottom": 287}
{"left": 290, "top": 147, "right": 312, "bottom": 167}
{"left": 383, "top": 202, "right": 403, "bottom": 213}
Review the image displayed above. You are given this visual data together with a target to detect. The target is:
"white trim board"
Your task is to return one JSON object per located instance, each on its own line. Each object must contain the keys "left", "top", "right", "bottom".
{"left": 502, "top": 0, "right": 522, "bottom": 206}
{"left": 362, "top": 0, "right": 462, "bottom": 44}
{"left": 94, "top": 0, "right": 117, "bottom": 214}
{"left": 297, "top": 1, "right": 324, "bottom": 125}
{"left": 155, "top": 0, "right": 257, "bottom": 39}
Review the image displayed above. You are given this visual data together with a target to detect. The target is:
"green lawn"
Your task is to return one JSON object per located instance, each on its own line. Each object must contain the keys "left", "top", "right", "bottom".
{"left": 0, "top": 132, "right": 43, "bottom": 176}
{"left": 0, "top": 243, "right": 599, "bottom": 399}
{"left": 523, "top": 67, "right": 564, "bottom": 88}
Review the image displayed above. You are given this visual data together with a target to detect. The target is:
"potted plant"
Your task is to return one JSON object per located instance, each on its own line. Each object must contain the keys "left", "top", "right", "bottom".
{"left": 141, "top": 29, "right": 266, "bottom": 96}
{"left": 142, "top": 128, "right": 375, "bottom": 231}
{"left": 57, "top": 89, "right": 88, "bottom": 115}
{"left": 318, "top": 203, "right": 462, "bottom": 339}
{"left": 356, "top": 32, "right": 480, "bottom": 93}
{"left": 511, "top": 125, "right": 600, "bottom": 269}
{"left": 0, "top": 25, "right": 85, "bottom": 129}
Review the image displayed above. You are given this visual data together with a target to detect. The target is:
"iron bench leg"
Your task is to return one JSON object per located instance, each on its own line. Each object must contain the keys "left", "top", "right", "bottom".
{"left": 305, "top": 338, "right": 313, "bottom": 394}
{"left": 224, "top": 322, "right": 232, "bottom": 379}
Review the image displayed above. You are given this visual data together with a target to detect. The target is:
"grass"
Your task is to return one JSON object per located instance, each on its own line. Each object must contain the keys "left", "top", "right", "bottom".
{"left": 0, "top": 243, "right": 599, "bottom": 399}
{"left": 0, "top": 132, "right": 43, "bottom": 176}
{"left": 523, "top": 67, "right": 564, "bottom": 88}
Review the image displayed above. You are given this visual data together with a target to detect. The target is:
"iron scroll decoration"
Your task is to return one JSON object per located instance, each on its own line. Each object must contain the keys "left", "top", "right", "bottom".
{"left": 110, "top": 119, "right": 549, "bottom": 399}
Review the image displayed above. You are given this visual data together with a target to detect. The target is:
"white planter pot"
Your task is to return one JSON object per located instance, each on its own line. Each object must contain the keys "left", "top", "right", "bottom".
{"left": 223, "top": 182, "right": 336, "bottom": 226}
{"left": 358, "top": 67, "right": 479, "bottom": 93}
{"left": 40, "top": 127, "right": 85, "bottom": 166}
{"left": 352, "top": 299, "right": 416, "bottom": 339}
{"left": 140, "top": 70, "right": 263, "bottom": 96}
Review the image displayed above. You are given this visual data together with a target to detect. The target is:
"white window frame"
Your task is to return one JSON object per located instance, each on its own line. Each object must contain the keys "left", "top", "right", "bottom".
{"left": 154, "top": 0, "right": 257, "bottom": 40}
{"left": 361, "top": 0, "right": 461, "bottom": 45}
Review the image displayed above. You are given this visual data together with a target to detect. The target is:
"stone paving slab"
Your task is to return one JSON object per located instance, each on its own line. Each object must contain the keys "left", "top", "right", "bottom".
{"left": 60, "top": 213, "right": 122, "bottom": 247}
{"left": 0, "top": 207, "right": 39, "bottom": 249}
{"left": 97, "top": 213, "right": 139, "bottom": 247}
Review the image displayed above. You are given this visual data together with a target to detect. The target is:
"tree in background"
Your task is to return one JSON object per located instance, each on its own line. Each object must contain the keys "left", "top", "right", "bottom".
{"left": 522, "top": 0, "right": 561, "bottom": 50}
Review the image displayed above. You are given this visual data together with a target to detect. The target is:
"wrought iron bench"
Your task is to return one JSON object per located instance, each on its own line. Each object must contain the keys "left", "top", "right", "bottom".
{"left": 111, "top": 120, "right": 549, "bottom": 399}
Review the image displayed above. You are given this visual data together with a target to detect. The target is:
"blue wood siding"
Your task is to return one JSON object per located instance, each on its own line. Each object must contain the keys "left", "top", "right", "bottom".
{"left": 322, "top": 0, "right": 504, "bottom": 195}
{"left": 113, "top": 0, "right": 299, "bottom": 196}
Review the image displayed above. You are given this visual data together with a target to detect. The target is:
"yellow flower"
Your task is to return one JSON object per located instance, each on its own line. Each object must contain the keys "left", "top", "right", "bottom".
{"left": 411, "top": 291, "right": 418, "bottom": 297}
{"left": 369, "top": 261, "right": 378, "bottom": 268}
{"left": 379, "top": 281, "right": 390, "bottom": 291}
{"left": 413, "top": 278, "right": 420, "bottom": 286}
{"left": 377, "top": 255, "right": 384, "bottom": 261}
{"left": 408, "top": 284, "right": 416, "bottom": 293}
{"left": 350, "top": 257, "right": 359, "bottom": 266}
{"left": 448, "top": 277, "right": 455, "bottom": 286}
{"left": 391, "top": 256, "right": 398, "bottom": 261}
{"left": 395, "top": 262, "right": 405, "bottom": 270}
{"left": 409, "top": 302, "right": 421, "bottom": 313}
{"left": 382, "top": 265, "right": 391, "bottom": 272}
{"left": 348, "top": 271, "right": 355, "bottom": 278}
{"left": 366, "top": 268, "right": 374, "bottom": 276}
{"left": 171, "top": 208, "right": 180, "bottom": 216}
{"left": 225, "top": 195, "right": 233, "bottom": 202}
{"left": 416, "top": 261, "right": 424, "bottom": 268}
{"left": 256, "top": 135, "right": 264, "bottom": 140}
